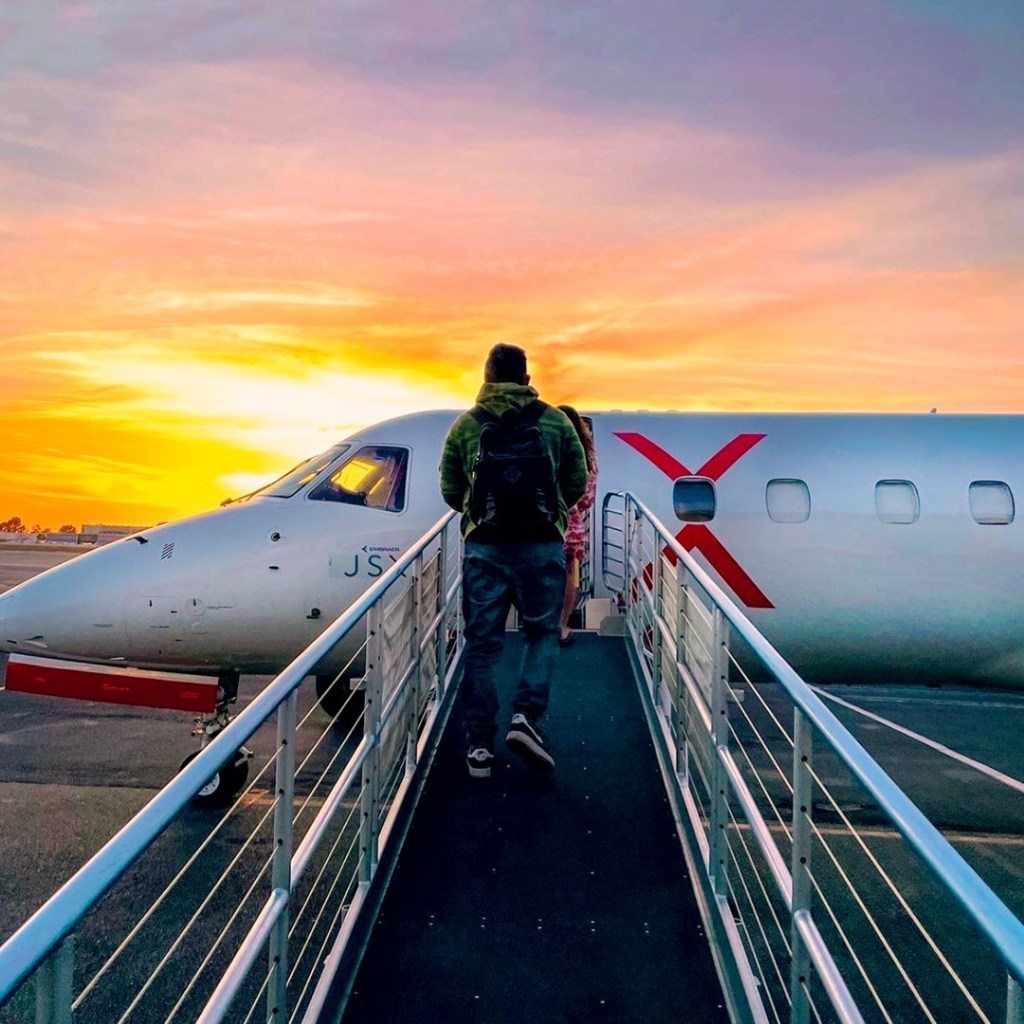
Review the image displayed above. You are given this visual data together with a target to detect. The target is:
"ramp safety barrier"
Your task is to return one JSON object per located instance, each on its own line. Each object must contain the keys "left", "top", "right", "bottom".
{"left": 0, "top": 511, "right": 462, "bottom": 1024}
{"left": 602, "top": 491, "right": 1024, "bottom": 1024}
{"left": 5, "top": 493, "right": 1024, "bottom": 1023}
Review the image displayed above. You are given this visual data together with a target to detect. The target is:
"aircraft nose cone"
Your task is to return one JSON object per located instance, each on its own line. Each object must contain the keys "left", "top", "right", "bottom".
{"left": 0, "top": 584, "right": 46, "bottom": 654}
{"left": 0, "top": 546, "right": 133, "bottom": 662}
{"left": 0, "top": 591, "right": 9, "bottom": 652}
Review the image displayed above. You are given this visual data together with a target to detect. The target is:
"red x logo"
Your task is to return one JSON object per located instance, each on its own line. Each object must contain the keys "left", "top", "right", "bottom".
{"left": 614, "top": 431, "right": 774, "bottom": 609}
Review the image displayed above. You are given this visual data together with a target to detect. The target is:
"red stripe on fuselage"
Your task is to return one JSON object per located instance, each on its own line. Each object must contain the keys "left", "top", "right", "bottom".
{"left": 613, "top": 432, "right": 692, "bottom": 479}
{"left": 614, "top": 430, "right": 774, "bottom": 609}
{"left": 695, "top": 433, "right": 767, "bottom": 481}
{"left": 677, "top": 525, "right": 774, "bottom": 609}
{"left": 4, "top": 658, "right": 219, "bottom": 712}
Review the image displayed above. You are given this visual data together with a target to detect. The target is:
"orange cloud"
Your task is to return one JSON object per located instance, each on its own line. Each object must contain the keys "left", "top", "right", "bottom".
{"left": 1, "top": 61, "right": 1022, "bottom": 526}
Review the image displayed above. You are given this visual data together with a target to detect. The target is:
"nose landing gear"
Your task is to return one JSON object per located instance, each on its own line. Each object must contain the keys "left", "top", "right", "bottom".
{"left": 178, "top": 670, "right": 252, "bottom": 806}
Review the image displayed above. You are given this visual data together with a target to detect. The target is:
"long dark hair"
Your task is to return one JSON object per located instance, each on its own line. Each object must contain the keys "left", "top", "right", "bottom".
{"left": 558, "top": 405, "right": 596, "bottom": 474}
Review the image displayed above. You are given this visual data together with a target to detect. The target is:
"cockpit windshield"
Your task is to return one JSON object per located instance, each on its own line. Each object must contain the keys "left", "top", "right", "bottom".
{"left": 250, "top": 444, "right": 351, "bottom": 499}
{"left": 308, "top": 446, "right": 409, "bottom": 511}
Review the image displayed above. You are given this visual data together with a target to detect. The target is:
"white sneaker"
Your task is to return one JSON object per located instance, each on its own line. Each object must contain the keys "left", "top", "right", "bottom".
{"left": 466, "top": 747, "right": 494, "bottom": 778}
{"left": 505, "top": 714, "right": 555, "bottom": 772}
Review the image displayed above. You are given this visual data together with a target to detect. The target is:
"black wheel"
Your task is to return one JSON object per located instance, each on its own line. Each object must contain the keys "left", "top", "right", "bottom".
{"left": 315, "top": 674, "right": 365, "bottom": 731}
{"left": 179, "top": 749, "right": 249, "bottom": 806}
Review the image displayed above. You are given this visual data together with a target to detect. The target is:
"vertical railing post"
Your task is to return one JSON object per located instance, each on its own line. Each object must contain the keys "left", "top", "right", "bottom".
{"left": 709, "top": 606, "right": 731, "bottom": 896}
{"left": 630, "top": 499, "right": 645, "bottom": 649}
{"left": 790, "top": 708, "right": 813, "bottom": 1024}
{"left": 435, "top": 530, "right": 450, "bottom": 699}
{"left": 1008, "top": 974, "right": 1024, "bottom": 1024}
{"left": 624, "top": 498, "right": 638, "bottom": 625}
{"left": 407, "top": 553, "right": 424, "bottom": 775}
{"left": 651, "top": 539, "right": 664, "bottom": 701}
{"left": 360, "top": 601, "right": 384, "bottom": 886}
{"left": 266, "top": 691, "right": 296, "bottom": 1022}
{"left": 674, "top": 565, "right": 689, "bottom": 786}
{"left": 35, "top": 934, "right": 73, "bottom": 1024}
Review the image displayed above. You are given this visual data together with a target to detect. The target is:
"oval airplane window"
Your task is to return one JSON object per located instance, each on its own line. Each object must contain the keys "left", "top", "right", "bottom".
{"left": 875, "top": 480, "right": 920, "bottom": 525}
{"left": 766, "top": 479, "right": 810, "bottom": 523}
{"left": 673, "top": 477, "right": 716, "bottom": 522}
{"left": 969, "top": 481, "right": 1014, "bottom": 525}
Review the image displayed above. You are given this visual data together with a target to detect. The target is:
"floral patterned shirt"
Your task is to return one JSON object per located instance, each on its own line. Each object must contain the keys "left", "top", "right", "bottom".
{"left": 564, "top": 462, "right": 598, "bottom": 561}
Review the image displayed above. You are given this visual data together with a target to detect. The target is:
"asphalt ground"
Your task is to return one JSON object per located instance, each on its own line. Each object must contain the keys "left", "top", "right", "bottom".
{"left": 0, "top": 545, "right": 85, "bottom": 595}
{"left": 1, "top": 550, "right": 1022, "bottom": 1021}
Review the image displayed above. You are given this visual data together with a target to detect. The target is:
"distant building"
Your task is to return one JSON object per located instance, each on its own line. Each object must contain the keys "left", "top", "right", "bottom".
{"left": 81, "top": 523, "right": 152, "bottom": 546}
{"left": 81, "top": 524, "right": 150, "bottom": 536}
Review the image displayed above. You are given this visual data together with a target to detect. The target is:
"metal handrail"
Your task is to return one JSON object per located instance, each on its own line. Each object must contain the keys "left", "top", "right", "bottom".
{"left": 617, "top": 491, "right": 1024, "bottom": 985}
{"left": 0, "top": 510, "right": 459, "bottom": 1007}
{"left": 606, "top": 491, "right": 1024, "bottom": 1011}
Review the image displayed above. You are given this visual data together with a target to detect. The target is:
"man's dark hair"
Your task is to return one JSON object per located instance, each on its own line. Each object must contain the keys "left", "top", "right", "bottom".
{"left": 483, "top": 343, "right": 528, "bottom": 384}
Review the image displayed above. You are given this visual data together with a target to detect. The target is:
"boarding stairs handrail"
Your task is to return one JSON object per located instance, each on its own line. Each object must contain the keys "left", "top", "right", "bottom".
{"left": 603, "top": 491, "right": 1024, "bottom": 1024}
{"left": 0, "top": 509, "right": 462, "bottom": 1022}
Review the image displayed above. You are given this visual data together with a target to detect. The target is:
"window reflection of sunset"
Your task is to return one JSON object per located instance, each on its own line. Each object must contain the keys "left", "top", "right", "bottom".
{"left": 335, "top": 460, "right": 376, "bottom": 494}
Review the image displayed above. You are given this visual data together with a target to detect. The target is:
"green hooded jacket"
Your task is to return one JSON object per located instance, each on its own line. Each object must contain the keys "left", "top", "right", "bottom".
{"left": 439, "top": 383, "right": 588, "bottom": 540}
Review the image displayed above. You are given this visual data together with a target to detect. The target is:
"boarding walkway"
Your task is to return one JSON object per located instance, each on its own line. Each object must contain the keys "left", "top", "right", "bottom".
{"left": 342, "top": 633, "right": 728, "bottom": 1024}
{"left": 2, "top": 496, "right": 1024, "bottom": 1024}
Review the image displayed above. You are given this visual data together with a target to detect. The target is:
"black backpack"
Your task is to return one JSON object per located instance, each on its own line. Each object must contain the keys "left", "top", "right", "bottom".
{"left": 469, "top": 401, "right": 558, "bottom": 531}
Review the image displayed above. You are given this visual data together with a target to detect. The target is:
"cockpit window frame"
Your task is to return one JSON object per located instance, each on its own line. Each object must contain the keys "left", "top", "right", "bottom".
{"left": 248, "top": 444, "right": 352, "bottom": 500}
{"left": 306, "top": 444, "right": 411, "bottom": 514}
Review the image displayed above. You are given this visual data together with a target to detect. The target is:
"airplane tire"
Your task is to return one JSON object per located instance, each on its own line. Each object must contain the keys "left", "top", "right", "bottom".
{"left": 315, "top": 674, "right": 365, "bottom": 732}
{"left": 179, "top": 749, "right": 250, "bottom": 807}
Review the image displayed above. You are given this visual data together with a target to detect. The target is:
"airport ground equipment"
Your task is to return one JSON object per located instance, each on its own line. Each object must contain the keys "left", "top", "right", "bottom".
{"left": 1, "top": 499, "right": 1023, "bottom": 1022}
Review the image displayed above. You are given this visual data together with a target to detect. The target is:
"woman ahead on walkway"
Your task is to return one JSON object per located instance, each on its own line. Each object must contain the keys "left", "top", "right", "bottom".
{"left": 557, "top": 405, "right": 598, "bottom": 645}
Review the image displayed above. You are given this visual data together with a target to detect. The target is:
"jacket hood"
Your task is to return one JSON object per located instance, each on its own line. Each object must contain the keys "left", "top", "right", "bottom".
{"left": 474, "top": 382, "right": 540, "bottom": 419}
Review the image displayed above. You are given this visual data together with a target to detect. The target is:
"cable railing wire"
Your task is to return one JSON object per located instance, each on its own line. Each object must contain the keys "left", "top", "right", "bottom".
{"left": 162, "top": 847, "right": 276, "bottom": 1024}
{"left": 805, "top": 815, "right": 938, "bottom": 1022}
{"left": 111, "top": 801, "right": 279, "bottom": 1024}
{"left": 73, "top": 730, "right": 287, "bottom": 1010}
{"left": 727, "top": 815, "right": 793, "bottom": 1009}
{"left": 804, "top": 865, "right": 896, "bottom": 1024}
{"left": 603, "top": 491, "right": 1024, "bottom": 1024}
{"left": 77, "top": 665, "right": 364, "bottom": 1013}
{"left": 806, "top": 762, "right": 991, "bottom": 1022}
{"left": 287, "top": 829, "right": 365, "bottom": 1023}
{"left": 2, "top": 510, "right": 463, "bottom": 1024}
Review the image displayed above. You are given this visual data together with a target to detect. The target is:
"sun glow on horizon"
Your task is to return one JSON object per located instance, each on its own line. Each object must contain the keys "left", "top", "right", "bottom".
{"left": 2, "top": 22, "right": 1023, "bottom": 527}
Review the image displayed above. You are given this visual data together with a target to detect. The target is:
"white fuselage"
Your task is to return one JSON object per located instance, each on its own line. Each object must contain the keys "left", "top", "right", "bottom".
{"left": 1, "top": 411, "right": 1021, "bottom": 687}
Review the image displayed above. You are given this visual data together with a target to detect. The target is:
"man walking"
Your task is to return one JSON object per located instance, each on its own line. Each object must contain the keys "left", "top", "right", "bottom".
{"left": 440, "top": 344, "right": 588, "bottom": 778}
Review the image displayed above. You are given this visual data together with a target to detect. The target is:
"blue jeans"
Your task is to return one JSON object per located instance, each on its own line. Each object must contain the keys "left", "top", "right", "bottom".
{"left": 461, "top": 539, "right": 566, "bottom": 748}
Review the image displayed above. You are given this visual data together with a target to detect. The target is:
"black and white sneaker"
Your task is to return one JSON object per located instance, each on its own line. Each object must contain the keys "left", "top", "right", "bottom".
{"left": 505, "top": 714, "right": 555, "bottom": 772}
{"left": 466, "top": 747, "right": 494, "bottom": 779}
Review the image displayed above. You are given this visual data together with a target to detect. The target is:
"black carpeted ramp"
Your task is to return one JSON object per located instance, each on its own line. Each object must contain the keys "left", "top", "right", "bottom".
{"left": 341, "top": 633, "right": 729, "bottom": 1024}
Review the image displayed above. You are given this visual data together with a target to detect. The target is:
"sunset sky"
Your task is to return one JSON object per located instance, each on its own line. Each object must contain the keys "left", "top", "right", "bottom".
{"left": 2, "top": 1, "right": 1023, "bottom": 528}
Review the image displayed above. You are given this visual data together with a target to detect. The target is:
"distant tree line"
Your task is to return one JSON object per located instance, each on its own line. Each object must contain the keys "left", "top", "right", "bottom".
{"left": 0, "top": 516, "right": 77, "bottom": 535}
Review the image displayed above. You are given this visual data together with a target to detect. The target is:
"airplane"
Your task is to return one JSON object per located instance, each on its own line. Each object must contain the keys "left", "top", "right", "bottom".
{"left": 1, "top": 410, "right": 1022, "bottom": 799}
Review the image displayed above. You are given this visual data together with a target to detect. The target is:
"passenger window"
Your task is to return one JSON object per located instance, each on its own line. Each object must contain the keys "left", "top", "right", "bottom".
{"left": 969, "top": 481, "right": 1014, "bottom": 525}
{"left": 674, "top": 477, "right": 716, "bottom": 522}
{"left": 875, "top": 480, "right": 920, "bottom": 524}
{"left": 309, "top": 446, "right": 409, "bottom": 512}
{"left": 766, "top": 479, "right": 810, "bottom": 523}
